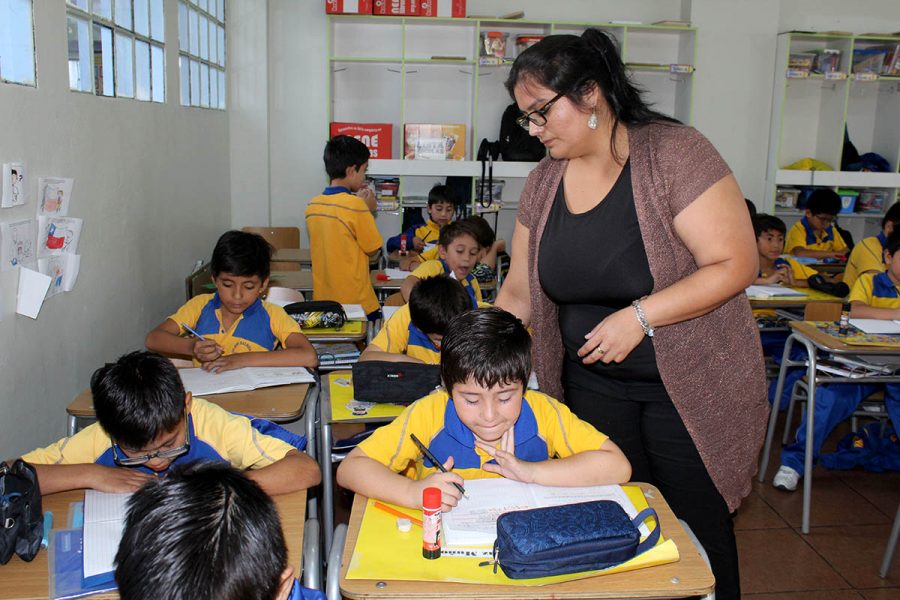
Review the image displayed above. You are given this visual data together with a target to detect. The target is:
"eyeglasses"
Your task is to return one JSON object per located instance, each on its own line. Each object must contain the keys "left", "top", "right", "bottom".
{"left": 111, "top": 415, "right": 191, "bottom": 467}
{"left": 515, "top": 91, "right": 565, "bottom": 131}
{"left": 811, "top": 214, "right": 835, "bottom": 226}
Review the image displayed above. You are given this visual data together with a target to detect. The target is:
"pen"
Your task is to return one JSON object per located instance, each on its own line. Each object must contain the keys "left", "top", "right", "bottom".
{"left": 181, "top": 322, "right": 207, "bottom": 341}
{"left": 372, "top": 501, "right": 423, "bottom": 527}
{"left": 409, "top": 433, "right": 469, "bottom": 499}
{"left": 40, "top": 511, "right": 52, "bottom": 548}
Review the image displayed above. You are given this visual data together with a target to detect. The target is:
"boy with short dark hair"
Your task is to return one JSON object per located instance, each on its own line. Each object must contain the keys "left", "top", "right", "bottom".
{"left": 400, "top": 221, "right": 482, "bottom": 304}
{"left": 752, "top": 214, "right": 817, "bottom": 289}
{"left": 386, "top": 184, "right": 456, "bottom": 253}
{"left": 306, "top": 136, "right": 383, "bottom": 319}
{"left": 116, "top": 462, "right": 323, "bottom": 600}
{"left": 785, "top": 188, "right": 849, "bottom": 258}
{"left": 20, "top": 351, "right": 321, "bottom": 496}
{"left": 843, "top": 202, "right": 900, "bottom": 288}
{"left": 146, "top": 230, "right": 317, "bottom": 372}
{"left": 360, "top": 275, "right": 473, "bottom": 364}
{"left": 337, "top": 308, "right": 631, "bottom": 511}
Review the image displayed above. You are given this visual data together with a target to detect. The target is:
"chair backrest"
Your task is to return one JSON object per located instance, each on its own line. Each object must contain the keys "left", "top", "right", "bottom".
{"left": 383, "top": 292, "right": 405, "bottom": 307}
{"left": 242, "top": 227, "right": 302, "bottom": 271}
{"left": 266, "top": 286, "right": 306, "bottom": 305}
{"left": 185, "top": 262, "right": 213, "bottom": 300}
{"left": 804, "top": 301, "right": 843, "bottom": 322}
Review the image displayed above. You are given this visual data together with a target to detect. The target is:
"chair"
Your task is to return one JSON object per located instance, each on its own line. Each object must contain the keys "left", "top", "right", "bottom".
{"left": 803, "top": 301, "right": 842, "bottom": 322}
{"left": 242, "top": 226, "right": 302, "bottom": 271}
{"left": 184, "top": 262, "right": 213, "bottom": 300}
{"left": 383, "top": 292, "right": 405, "bottom": 307}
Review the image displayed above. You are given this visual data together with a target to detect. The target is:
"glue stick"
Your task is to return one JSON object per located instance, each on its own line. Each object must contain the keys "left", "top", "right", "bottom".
{"left": 422, "top": 487, "right": 442, "bottom": 559}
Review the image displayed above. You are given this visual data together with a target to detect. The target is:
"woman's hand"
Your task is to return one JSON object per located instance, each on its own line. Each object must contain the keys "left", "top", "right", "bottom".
{"left": 578, "top": 306, "right": 646, "bottom": 365}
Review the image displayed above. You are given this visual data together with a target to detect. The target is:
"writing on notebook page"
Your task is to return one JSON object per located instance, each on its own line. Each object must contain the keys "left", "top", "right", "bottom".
{"left": 82, "top": 490, "right": 131, "bottom": 580}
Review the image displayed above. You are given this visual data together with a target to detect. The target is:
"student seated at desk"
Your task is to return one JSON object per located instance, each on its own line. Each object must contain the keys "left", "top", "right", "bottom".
{"left": 386, "top": 184, "right": 455, "bottom": 253}
{"left": 337, "top": 308, "right": 631, "bottom": 511}
{"left": 400, "top": 221, "right": 482, "bottom": 306}
{"left": 306, "top": 135, "right": 383, "bottom": 320}
{"left": 409, "top": 215, "right": 506, "bottom": 280}
{"left": 773, "top": 231, "right": 900, "bottom": 492}
{"left": 116, "top": 462, "right": 324, "bottom": 600}
{"left": 785, "top": 188, "right": 849, "bottom": 260}
{"left": 145, "top": 230, "right": 317, "bottom": 373}
{"left": 19, "top": 351, "right": 321, "bottom": 496}
{"left": 843, "top": 203, "right": 900, "bottom": 289}
{"left": 360, "top": 275, "right": 473, "bottom": 364}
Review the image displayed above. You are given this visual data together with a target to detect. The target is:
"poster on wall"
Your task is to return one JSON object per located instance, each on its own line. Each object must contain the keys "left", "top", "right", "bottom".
{"left": 37, "top": 177, "right": 74, "bottom": 217}
{"left": 37, "top": 216, "right": 82, "bottom": 258}
{"left": 2, "top": 162, "right": 27, "bottom": 208}
{"left": 0, "top": 218, "right": 37, "bottom": 270}
{"left": 38, "top": 253, "right": 81, "bottom": 298}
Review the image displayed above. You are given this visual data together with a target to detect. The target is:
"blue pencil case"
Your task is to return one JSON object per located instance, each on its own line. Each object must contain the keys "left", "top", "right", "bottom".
{"left": 491, "top": 500, "right": 660, "bottom": 579}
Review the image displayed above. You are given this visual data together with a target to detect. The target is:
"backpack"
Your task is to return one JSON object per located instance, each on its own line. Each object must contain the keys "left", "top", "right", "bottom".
{"left": 0, "top": 459, "right": 42, "bottom": 565}
{"left": 498, "top": 103, "right": 546, "bottom": 162}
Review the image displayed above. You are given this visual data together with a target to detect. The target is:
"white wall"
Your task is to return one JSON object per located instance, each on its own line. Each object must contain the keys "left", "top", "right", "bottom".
{"left": 0, "top": 0, "right": 229, "bottom": 458}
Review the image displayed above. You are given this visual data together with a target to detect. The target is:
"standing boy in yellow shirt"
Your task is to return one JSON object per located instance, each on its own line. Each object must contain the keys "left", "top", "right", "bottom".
{"left": 306, "top": 136, "right": 384, "bottom": 319}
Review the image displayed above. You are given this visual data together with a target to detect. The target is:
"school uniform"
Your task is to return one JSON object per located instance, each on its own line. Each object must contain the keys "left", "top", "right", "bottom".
{"left": 369, "top": 304, "right": 441, "bottom": 364}
{"left": 305, "top": 187, "right": 383, "bottom": 315}
{"left": 357, "top": 389, "right": 609, "bottom": 480}
{"left": 843, "top": 232, "right": 888, "bottom": 289}
{"left": 754, "top": 257, "right": 819, "bottom": 319}
{"left": 22, "top": 398, "right": 303, "bottom": 474}
{"left": 785, "top": 216, "right": 848, "bottom": 254}
{"left": 170, "top": 293, "right": 301, "bottom": 365}
{"left": 386, "top": 219, "right": 442, "bottom": 252}
{"left": 410, "top": 259, "right": 481, "bottom": 305}
{"left": 780, "top": 271, "right": 900, "bottom": 474}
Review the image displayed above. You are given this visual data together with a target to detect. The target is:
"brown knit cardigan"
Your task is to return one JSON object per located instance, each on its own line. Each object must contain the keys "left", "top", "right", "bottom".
{"left": 518, "top": 122, "right": 768, "bottom": 511}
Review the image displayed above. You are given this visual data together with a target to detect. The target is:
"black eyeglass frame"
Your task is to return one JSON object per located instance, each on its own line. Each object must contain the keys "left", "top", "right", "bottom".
{"left": 111, "top": 412, "right": 191, "bottom": 467}
{"left": 515, "top": 91, "right": 566, "bottom": 130}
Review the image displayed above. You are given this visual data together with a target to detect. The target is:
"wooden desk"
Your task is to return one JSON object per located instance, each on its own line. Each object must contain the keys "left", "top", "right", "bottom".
{"left": 747, "top": 287, "right": 844, "bottom": 309}
{"left": 270, "top": 270, "right": 314, "bottom": 293}
{"left": 66, "top": 382, "right": 314, "bottom": 435}
{"left": 0, "top": 488, "right": 306, "bottom": 600}
{"left": 338, "top": 484, "right": 714, "bottom": 599}
{"left": 274, "top": 248, "right": 313, "bottom": 269}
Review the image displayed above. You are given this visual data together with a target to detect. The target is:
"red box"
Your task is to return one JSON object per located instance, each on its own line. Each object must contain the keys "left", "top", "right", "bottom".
{"left": 372, "top": 0, "right": 419, "bottom": 15}
{"left": 325, "top": 0, "right": 372, "bottom": 14}
{"left": 330, "top": 123, "right": 393, "bottom": 159}
{"left": 418, "top": 0, "right": 465, "bottom": 17}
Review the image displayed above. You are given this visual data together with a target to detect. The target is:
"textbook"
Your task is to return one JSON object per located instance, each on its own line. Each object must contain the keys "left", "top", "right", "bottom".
{"left": 745, "top": 284, "right": 806, "bottom": 298}
{"left": 179, "top": 366, "right": 315, "bottom": 396}
{"left": 849, "top": 318, "right": 900, "bottom": 335}
{"left": 440, "top": 480, "right": 640, "bottom": 558}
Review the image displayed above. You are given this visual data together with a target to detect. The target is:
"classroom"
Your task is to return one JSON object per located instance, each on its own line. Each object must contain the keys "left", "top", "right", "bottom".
{"left": 2, "top": 0, "right": 900, "bottom": 598}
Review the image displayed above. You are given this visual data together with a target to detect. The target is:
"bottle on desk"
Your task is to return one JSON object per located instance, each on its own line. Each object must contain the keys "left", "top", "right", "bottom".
{"left": 400, "top": 233, "right": 408, "bottom": 256}
{"left": 422, "top": 487, "right": 442, "bottom": 559}
{"left": 838, "top": 302, "right": 851, "bottom": 335}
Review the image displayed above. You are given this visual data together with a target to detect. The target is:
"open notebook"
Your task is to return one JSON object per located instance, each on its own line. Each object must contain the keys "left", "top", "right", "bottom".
{"left": 440, "top": 480, "right": 641, "bottom": 558}
{"left": 179, "top": 366, "right": 314, "bottom": 396}
{"left": 849, "top": 318, "right": 900, "bottom": 335}
{"left": 81, "top": 490, "right": 131, "bottom": 586}
{"left": 745, "top": 284, "right": 806, "bottom": 298}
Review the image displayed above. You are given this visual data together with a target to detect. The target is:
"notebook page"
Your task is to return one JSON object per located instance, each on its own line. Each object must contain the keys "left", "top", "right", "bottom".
{"left": 83, "top": 490, "right": 131, "bottom": 579}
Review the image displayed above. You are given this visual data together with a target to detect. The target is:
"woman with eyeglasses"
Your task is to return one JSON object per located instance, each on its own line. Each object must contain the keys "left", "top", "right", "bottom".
{"left": 494, "top": 29, "right": 765, "bottom": 600}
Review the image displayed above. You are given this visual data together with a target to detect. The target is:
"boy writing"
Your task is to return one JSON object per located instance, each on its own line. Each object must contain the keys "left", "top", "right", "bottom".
{"left": 773, "top": 231, "right": 900, "bottom": 492}
{"left": 843, "top": 203, "right": 900, "bottom": 288}
{"left": 19, "top": 351, "right": 321, "bottom": 496}
{"left": 146, "top": 230, "right": 317, "bottom": 372}
{"left": 386, "top": 184, "right": 455, "bottom": 253}
{"left": 337, "top": 308, "right": 631, "bottom": 511}
{"left": 306, "top": 135, "right": 383, "bottom": 320}
{"left": 116, "top": 462, "right": 324, "bottom": 600}
{"left": 400, "top": 221, "right": 482, "bottom": 305}
{"left": 360, "top": 275, "right": 473, "bottom": 364}
{"left": 785, "top": 188, "right": 849, "bottom": 259}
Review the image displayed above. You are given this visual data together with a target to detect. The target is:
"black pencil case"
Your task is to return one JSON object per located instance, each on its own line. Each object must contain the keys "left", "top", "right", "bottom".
{"left": 284, "top": 300, "right": 346, "bottom": 329}
{"left": 491, "top": 500, "right": 660, "bottom": 579}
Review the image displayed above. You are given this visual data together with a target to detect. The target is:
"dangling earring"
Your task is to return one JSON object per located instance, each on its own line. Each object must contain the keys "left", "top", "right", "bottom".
{"left": 588, "top": 108, "right": 598, "bottom": 130}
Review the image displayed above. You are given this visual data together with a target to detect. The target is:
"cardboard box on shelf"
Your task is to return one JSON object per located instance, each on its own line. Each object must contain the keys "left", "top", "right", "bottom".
{"left": 373, "top": 0, "right": 419, "bottom": 15}
{"left": 418, "top": 0, "right": 466, "bottom": 17}
{"left": 403, "top": 124, "right": 466, "bottom": 160}
{"left": 330, "top": 123, "right": 393, "bottom": 159}
{"left": 326, "top": 0, "right": 373, "bottom": 14}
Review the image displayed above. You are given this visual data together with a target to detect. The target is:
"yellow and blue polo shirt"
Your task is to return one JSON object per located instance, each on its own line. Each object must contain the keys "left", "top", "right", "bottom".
{"left": 170, "top": 293, "right": 301, "bottom": 364}
{"left": 419, "top": 246, "right": 440, "bottom": 261}
{"left": 753, "top": 257, "right": 820, "bottom": 318}
{"left": 849, "top": 271, "right": 900, "bottom": 309}
{"left": 370, "top": 304, "right": 441, "bottom": 364}
{"left": 357, "top": 389, "right": 609, "bottom": 481}
{"left": 22, "top": 398, "right": 300, "bottom": 475}
{"left": 786, "top": 217, "right": 848, "bottom": 254}
{"left": 410, "top": 259, "right": 481, "bottom": 305}
{"left": 843, "top": 233, "right": 888, "bottom": 289}
{"left": 306, "top": 187, "right": 383, "bottom": 314}
{"left": 413, "top": 220, "right": 441, "bottom": 245}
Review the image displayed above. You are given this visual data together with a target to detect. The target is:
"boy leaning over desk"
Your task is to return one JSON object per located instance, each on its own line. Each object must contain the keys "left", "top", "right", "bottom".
{"left": 337, "top": 307, "right": 631, "bottom": 512}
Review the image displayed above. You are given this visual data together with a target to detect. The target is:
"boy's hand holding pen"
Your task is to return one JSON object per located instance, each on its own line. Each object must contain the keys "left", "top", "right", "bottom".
{"left": 182, "top": 322, "right": 224, "bottom": 362}
{"left": 410, "top": 433, "right": 469, "bottom": 512}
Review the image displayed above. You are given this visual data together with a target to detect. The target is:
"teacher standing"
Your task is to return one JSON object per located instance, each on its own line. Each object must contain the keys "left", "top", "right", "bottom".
{"left": 495, "top": 30, "right": 767, "bottom": 599}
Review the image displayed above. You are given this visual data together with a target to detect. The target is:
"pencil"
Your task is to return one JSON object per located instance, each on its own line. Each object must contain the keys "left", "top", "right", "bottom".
{"left": 181, "top": 322, "right": 208, "bottom": 341}
{"left": 372, "top": 501, "right": 423, "bottom": 527}
{"left": 409, "top": 433, "right": 470, "bottom": 499}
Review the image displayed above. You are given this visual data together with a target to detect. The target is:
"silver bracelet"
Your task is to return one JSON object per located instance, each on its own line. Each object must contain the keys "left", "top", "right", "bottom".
{"left": 631, "top": 298, "right": 654, "bottom": 337}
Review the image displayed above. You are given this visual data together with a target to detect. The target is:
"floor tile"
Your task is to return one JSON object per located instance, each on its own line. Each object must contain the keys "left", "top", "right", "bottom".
{"left": 858, "top": 588, "right": 900, "bottom": 600}
{"left": 735, "top": 489, "right": 791, "bottom": 530}
{"left": 738, "top": 528, "right": 847, "bottom": 593}
{"left": 838, "top": 470, "right": 900, "bottom": 518}
{"left": 804, "top": 524, "right": 900, "bottom": 589}
{"left": 744, "top": 591, "right": 863, "bottom": 599}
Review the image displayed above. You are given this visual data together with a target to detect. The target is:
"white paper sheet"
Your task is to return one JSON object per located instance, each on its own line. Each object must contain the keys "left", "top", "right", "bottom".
{"left": 179, "top": 366, "right": 315, "bottom": 396}
{"left": 38, "top": 253, "right": 80, "bottom": 297}
{"left": 341, "top": 303, "right": 367, "bottom": 320}
{"left": 848, "top": 318, "right": 900, "bottom": 335}
{"left": 382, "top": 305, "right": 401, "bottom": 322}
{"left": 382, "top": 268, "right": 408, "bottom": 280}
{"left": 37, "top": 176, "right": 74, "bottom": 216}
{"left": 83, "top": 490, "right": 132, "bottom": 579}
{"left": 16, "top": 267, "right": 51, "bottom": 319}
{"left": 2, "top": 162, "right": 27, "bottom": 208}
{"left": 0, "top": 218, "right": 37, "bottom": 270}
{"left": 37, "top": 216, "right": 82, "bottom": 258}
{"left": 745, "top": 284, "right": 806, "bottom": 298}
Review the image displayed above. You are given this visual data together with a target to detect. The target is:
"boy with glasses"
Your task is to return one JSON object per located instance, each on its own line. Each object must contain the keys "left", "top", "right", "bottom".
{"left": 18, "top": 351, "right": 320, "bottom": 496}
{"left": 785, "top": 188, "right": 849, "bottom": 259}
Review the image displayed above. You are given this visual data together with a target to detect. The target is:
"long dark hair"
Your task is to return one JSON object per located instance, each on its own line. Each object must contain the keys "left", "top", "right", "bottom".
{"left": 506, "top": 28, "right": 677, "bottom": 162}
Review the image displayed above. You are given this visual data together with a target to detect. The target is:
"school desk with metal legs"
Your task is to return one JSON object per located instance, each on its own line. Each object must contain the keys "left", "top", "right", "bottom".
{"left": 758, "top": 321, "right": 900, "bottom": 533}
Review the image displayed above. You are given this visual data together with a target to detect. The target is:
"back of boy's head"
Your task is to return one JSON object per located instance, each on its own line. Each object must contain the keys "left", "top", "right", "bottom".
{"left": 210, "top": 230, "right": 273, "bottom": 281}
{"left": 115, "top": 462, "right": 287, "bottom": 600}
{"left": 438, "top": 220, "right": 477, "bottom": 248}
{"left": 440, "top": 307, "right": 531, "bottom": 394}
{"left": 886, "top": 230, "right": 900, "bottom": 255}
{"left": 462, "top": 215, "right": 495, "bottom": 248}
{"left": 91, "top": 351, "right": 185, "bottom": 449}
{"left": 805, "top": 189, "right": 841, "bottom": 216}
{"left": 427, "top": 184, "right": 456, "bottom": 207}
{"left": 324, "top": 135, "right": 370, "bottom": 181}
{"left": 408, "top": 275, "right": 473, "bottom": 336}
{"left": 752, "top": 213, "right": 786, "bottom": 238}
{"left": 883, "top": 202, "right": 900, "bottom": 229}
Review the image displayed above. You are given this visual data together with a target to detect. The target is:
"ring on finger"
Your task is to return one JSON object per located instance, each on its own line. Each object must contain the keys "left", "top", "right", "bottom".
{"left": 594, "top": 347, "right": 605, "bottom": 355}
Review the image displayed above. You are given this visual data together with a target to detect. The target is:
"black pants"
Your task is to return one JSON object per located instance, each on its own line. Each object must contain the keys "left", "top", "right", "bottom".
{"left": 564, "top": 364, "right": 741, "bottom": 600}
